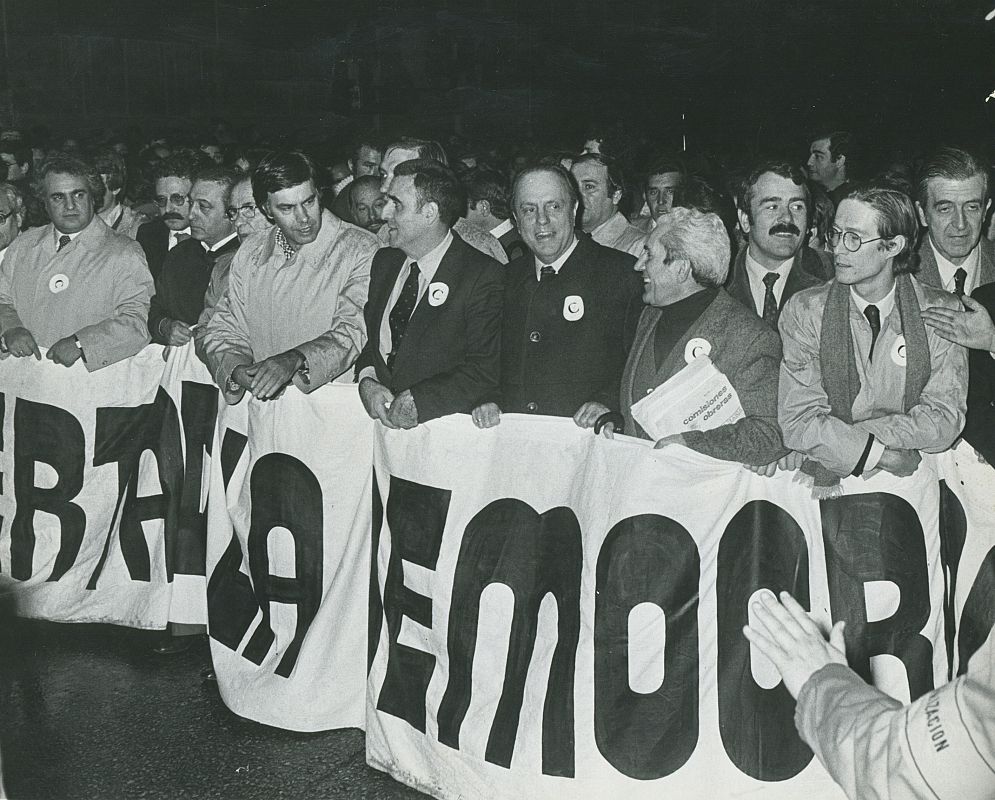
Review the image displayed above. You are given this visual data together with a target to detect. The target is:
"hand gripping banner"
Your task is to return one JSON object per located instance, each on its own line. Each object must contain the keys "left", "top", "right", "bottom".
{"left": 367, "top": 415, "right": 948, "bottom": 800}
{"left": 206, "top": 384, "right": 374, "bottom": 732}
{"left": 0, "top": 346, "right": 170, "bottom": 627}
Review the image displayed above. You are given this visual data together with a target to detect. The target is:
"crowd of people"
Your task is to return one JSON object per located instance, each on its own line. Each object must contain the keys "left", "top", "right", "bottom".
{"left": 0, "top": 124, "right": 993, "bottom": 798}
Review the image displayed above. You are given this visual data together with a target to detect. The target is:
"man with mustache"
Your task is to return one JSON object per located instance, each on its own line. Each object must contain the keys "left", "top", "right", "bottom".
{"left": 201, "top": 150, "right": 379, "bottom": 402}
{"left": 348, "top": 175, "right": 386, "bottom": 234}
{"left": 136, "top": 152, "right": 207, "bottom": 282}
{"left": 0, "top": 154, "right": 152, "bottom": 370}
{"left": 727, "top": 160, "right": 832, "bottom": 329}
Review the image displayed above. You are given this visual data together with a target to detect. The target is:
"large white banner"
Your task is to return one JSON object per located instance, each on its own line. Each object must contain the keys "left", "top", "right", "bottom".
{"left": 0, "top": 346, "right": 171, "bottom": 627}
{"left": 206, "top": 384, "right": 374, "bottom": 732}
{"left": 367, "top": 415, "right": 950, "bottom": 800}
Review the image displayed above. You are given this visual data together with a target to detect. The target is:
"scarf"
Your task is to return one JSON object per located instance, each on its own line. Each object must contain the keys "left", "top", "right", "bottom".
{"left": 801, "top": 273, "right": 931, "bottom": 498}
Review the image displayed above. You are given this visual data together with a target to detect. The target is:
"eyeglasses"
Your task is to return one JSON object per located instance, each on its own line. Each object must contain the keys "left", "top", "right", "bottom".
{"left": 225, "top": 203, "right": 258, "bottom": 221}
{"left": 154, "top": 193, "right": 190, "bottom": 208}
{"left": 0, "top": 210, "right": 14, "bottom": 224}
{"left": 828, "top": 227, "right": 886, "bottom": 253}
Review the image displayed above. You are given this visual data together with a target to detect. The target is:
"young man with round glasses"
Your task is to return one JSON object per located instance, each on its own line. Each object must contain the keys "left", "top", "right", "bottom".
{"left": 777, "top": 185, "right": 967, "bottom": 497}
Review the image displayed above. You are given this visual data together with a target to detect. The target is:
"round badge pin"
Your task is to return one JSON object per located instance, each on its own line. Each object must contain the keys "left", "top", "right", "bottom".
{"left": 891, "top": 335, "right": 907, "bottom": 367}
{"left": 684, "top": 337, "right": 712, "bottom": 363}
{"left": 428, "top": 282, "right": 449, "bottom": 307}
{"left": 563, "top": 295, "right": 584, "bottom": 321}
{"left": 49, "top": 274, "right": 70, "bottom": 294}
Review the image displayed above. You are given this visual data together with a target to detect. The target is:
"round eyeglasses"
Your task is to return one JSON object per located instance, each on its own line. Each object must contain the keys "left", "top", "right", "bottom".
{"left": 225, "top": 203, "right": 258, "bottom": 221}
{"left": 828, "top": 227, "right": 885, "bottom": 253}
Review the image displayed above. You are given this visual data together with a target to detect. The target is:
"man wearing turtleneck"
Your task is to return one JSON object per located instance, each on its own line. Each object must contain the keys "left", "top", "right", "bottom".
{"left": 610, "top": 207, "right": 787, "bottom": 466}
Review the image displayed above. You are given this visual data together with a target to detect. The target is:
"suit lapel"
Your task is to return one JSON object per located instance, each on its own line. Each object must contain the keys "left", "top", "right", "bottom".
{"left": 779, "top": 250, "right": 819, "bottom": 310}
{"left": 726, "top": 247, "right": 753, "bottom": 310}
{"left": 394, "top": 237, "right": 461, "bottom": 366}
{"left": 917, "top": 242, "right": 942, "bottom": 289}
{"left": 655, "top": 292, "right": 726, "bottom": 385}
{"left": 622, "top": 305, "right": 660, "bottom": 409}
{"left": 979, "top": 239, "right": 995, "bottom": 287}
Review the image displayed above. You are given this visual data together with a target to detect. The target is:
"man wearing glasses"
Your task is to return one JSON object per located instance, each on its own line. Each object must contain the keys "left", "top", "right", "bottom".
{"left": 148, "top": 166, "right": 240, "bottom": 347}
{"left": 0, "top": 154, "right": 152, "bottom": 371}
{"left": 136, "top": 153, "right": 207, "bottom": 282}
{"left": 778, "top": 185, "right": 967, "bottom": 497}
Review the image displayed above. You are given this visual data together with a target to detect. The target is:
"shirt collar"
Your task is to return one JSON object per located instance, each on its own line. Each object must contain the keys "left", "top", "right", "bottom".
{"left": 489, "top": 218, "right": 514, "bottom": 239}
{"left": 403, "top": 229, "right": 453, "bottom": 284}
{"left": 850, "top": 282, "right": 897, "bottom": 323}
{"left": 203, "top": 230, "right": 238, "bottom": 252}
{"left": 53, "top": 228, "right": 84, "bottom": 247}
{"left": 930, "top": 236, "right": 981, "bottom": 290}
{"left": 745, "top": 247, "right": 794, "bottom": 283}
{"left": 169, "top": 226, "right": 191, "bottom": 239}
{"left": 534, "top": 235, "right": 579, "bottom": 280}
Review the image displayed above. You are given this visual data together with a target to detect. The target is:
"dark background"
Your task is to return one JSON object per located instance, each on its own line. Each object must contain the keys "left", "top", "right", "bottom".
{"left": 0, "top": 0, "right": 992, "bottom": 163}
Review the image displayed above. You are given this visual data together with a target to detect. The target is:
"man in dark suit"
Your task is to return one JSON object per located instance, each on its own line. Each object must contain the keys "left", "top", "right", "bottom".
{"left": 356, "top": 159, "right": 503, "bottom": 427}
{"left": 727, "top": 159, "right": 831, "bottom": 328}
{"left": 914, "top": 146, "right": 994, "bottom": 294}
{"left": 471, "top": 165, "right": 639, "bottom": 429}
{"left": 136, "top": 152, "right": 206, "bottom": 282}
{"left": 463, "top": 168, "right": 529, "bottom": 262}
{"left": 616, "top": 207, "right": 788, "bottom": 467}
{"left": 149, "top": 166, "right": 240, "bottom": 345}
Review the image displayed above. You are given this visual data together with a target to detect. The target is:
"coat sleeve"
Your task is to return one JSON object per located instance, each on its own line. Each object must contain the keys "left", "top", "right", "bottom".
{"left": 291, "top": 237, "right": 374, "bottom": 391}
{"left": 683, "top": 324, "right": 789, "bottom": 465}
{"left": 0, "top": 238, "right": 26, "bottom": 336}
{"left": 408, "top": 262, "right": 504, "bottom": 422}
{"left": 74, "top": 244, "right": 153, "bottom": 371}
{"left": 795, "top": 664, "right": 995, "bottom": 800}
{"left": 199, "top": 250, "right": 255, "bottom": 403}
{"left": 777, "top": 293, "right": 873, "bottom": 476}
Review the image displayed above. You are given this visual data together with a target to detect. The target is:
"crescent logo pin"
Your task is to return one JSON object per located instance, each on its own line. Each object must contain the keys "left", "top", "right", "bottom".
{"left": 684, "top": 337, "right": 712, "bottom": 364}
{"left": 49, "top": 274, "right": 69, "bottom": 294}
{"left": 891, "top": 335, "right": 907, "bottom": 366}
{"left": 427, "top": 282, "right": 449, "bottom": 306}
{"left": 563, "top": 295, "right": 584, "bottom": 321}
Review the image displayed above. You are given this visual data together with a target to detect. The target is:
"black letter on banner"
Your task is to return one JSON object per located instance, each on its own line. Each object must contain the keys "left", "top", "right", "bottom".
{"left": 240, "top": 452, "right": 322, "bottom": 677}
{"left": 957, "top": 547, "right": 995, "bottom": 676}
{"left": 169, "top": 381, "right": 219, "bottom": 578}
{"left": 368, "top": 469, "right": 384, "bottom": 673}
{"left": 10, "top": 399, "right": 86, "bottom": 581}
{"left": 92, "top": 388, "right": 180, "bottom": 584}
{"left": 593, "top": 514, "right": 698, "bottom": 780}
{"left": 717, "top": 501, "right": 812, "bottom": 781}
{"left": 376, "top": 477, "right": 450, "bottom": 733}
{"left": 938, "top": 482, "right": 967, "bottom": 678}
{"left": 206, "top": 429, "right": 257, "bottom": 651}
{"left": 438, "top": 500, "right": 581, "bottom": 777}
{"left": 821, "top": 493, "right": 934, "bottom": 699}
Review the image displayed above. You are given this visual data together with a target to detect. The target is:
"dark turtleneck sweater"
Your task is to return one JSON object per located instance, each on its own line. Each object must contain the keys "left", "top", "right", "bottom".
{"left": 653, "top": 287, "right": 719, "bottom": 369}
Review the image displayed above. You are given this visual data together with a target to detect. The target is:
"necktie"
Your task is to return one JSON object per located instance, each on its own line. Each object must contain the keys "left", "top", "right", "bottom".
{"left": 954, "top": 267, "right": 967, "bottom": 298}
{"left": 761, "top": 272, "right": 780, "bottom": 327}
{"left": 540, "top": 265, "right": 555, "bottom": 280}
{"left": 864, "top": 304, "right": 881, "bottom": 361}
{"left": 387, "top": 263, "right": 420, "bottom": 370}
{"left": 57, "top": 234, "right": 71, "bottom": 251}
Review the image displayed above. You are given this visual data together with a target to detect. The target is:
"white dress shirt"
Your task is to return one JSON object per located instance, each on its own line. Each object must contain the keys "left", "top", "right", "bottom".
{"left": 848, "top": 283, "right": 897, "bottom": 471}
{"left": 168, "top": 227, "right": 192, "bottom": 251}
{"left": 745, "top": 249, "right": 794, "bottom": 315}
{"left": 930, "top": 238, "right": 981, "bottom": 295}
{"left": 533, "top": 235, "right": 579, "bottom": 281}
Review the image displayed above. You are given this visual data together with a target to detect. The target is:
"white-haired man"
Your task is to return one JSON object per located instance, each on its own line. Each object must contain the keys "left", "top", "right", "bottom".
{"left": 612, "top": 207, "right": 788, "bottom": 466}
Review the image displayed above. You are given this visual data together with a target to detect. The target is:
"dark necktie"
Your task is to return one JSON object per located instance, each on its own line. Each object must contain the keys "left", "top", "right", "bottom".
{"left": 954, "top": 267, "right": 967, "bottom": 298}
{"left": 761, "top": 272, "right": 780, "bottom": 327}
{"left": 57, "top": 234, "right": 71, "bottom": 252}
{"left": 864, "top": 304, "right": 881, "bottom": 361}
{"left": 540, "top": 265, "right": 555, "bottom": 280}
{"left": 387, "top": 262, "right": 420, "bottom": 370}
